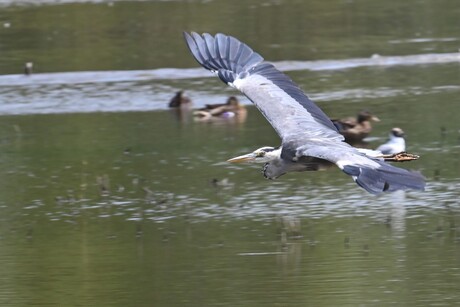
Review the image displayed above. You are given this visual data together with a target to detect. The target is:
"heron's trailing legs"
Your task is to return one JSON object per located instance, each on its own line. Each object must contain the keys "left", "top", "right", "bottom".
{"left": 380, "top": 152, "right": 419, "bottom": 162}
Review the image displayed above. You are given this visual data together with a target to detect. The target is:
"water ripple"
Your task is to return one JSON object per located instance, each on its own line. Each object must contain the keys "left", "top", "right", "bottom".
{"left": 1, "top": 52, "right": 459, "bottom": 87}
{"left": 0, "top": 53, "right": 459, "bottom": 115}
{"left": 24, "top": 179, "right": 460, "bottom": 223}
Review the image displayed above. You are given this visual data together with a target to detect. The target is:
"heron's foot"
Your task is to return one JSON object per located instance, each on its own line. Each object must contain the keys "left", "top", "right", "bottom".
{"left": 381, "top": 152, "right": 420, "bottom": 162}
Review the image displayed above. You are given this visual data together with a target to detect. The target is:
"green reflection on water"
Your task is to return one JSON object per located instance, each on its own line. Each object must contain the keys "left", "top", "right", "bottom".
{"left": 1, "top": 0, "right": 459, "bottom": 74}
{"left": 0, "top": 100, "right": 459, "bottom": 305}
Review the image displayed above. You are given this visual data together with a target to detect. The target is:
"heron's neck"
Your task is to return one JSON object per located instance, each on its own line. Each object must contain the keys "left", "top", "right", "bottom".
{"left": 264, "top": 147, "right": 282, "bottom": 162}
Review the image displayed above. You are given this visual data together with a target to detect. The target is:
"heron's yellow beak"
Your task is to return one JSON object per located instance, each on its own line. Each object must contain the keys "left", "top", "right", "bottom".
{"left": 227, "top": 153, "right": 256, "bottom": 163}
{"left": 371, "top": 116, "right": 380, "bottom": 122}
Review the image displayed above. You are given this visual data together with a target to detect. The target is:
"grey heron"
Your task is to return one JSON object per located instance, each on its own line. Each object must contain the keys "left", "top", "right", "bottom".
{"left": 376, "top": 128, "right": 406, "bottom": 154}
{"left": 183, "top": 32, "right": 425, "bottom": 194}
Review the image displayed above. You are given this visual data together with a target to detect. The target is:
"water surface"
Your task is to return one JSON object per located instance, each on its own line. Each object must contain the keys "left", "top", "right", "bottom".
{"left": 0, "top": 0, "right": 460, "bottom": 306}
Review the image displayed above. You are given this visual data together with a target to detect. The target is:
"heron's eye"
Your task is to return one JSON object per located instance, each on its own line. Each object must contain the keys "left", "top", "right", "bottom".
{"left": 256, "top": 152, "right": 265, "bottom": 157}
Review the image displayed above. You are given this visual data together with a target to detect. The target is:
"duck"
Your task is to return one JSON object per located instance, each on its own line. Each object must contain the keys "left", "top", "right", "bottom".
{"left": 194, "top": 96, "right": 246, "bottom": 120}
{"left": 199, "top": 96, "right": 239, "bottom": 111}
{"left": 376, "top": 127, "right": 406, "bottom": 154}
{"left": 168, "top": 90, "right": 192, "bottom": 108}
{"left": 331, "top": 110, "right": 380, "bottom": 143}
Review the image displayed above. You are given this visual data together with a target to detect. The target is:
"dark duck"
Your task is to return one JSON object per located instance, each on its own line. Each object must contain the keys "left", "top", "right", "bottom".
{"left": 168, "top": 90, "right": 192, "bottom": 108}
{"left": 332, "top": 110, "right": 380, "bottom": 144}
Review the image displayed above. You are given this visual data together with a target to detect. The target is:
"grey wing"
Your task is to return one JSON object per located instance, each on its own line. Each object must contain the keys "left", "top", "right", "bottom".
{"left": 295, "top": 141, "right": 425, "bottom": 194}
{"left": 184, "top": 32, "right": 343, "bottom": 142}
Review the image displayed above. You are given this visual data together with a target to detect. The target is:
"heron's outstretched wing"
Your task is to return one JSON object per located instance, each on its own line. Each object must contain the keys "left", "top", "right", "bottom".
{"left": 184, "top": 32, "right": 343, "bottom": 142}
{"left": 294, "top": 140, "right": 425, "bottom": 194}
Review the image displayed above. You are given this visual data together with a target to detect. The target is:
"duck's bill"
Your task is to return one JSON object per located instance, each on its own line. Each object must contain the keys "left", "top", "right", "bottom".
{"left": 371, "top": 116, "right": 381, "bottom": 122}
{"left": 227, "top": 153, "right": 256, "bottom": 163}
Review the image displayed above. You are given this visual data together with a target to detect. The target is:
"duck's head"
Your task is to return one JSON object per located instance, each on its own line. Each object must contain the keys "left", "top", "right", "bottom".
{"left": 226, "top": 96, "right": 240, "bottom": 106}
{"left": 357, "top": 110, "right": 380, "bottom": 123}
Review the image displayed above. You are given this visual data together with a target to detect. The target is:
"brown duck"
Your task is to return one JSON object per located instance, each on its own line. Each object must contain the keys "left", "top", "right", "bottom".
{"left": 194, "top": 96, "right": 246, "bottom": 119}
{"left": 168, "top": 90, "right": 192, "bottom": 108}
{"left": 331, "top": 110, "right": 380, "bottom": 143}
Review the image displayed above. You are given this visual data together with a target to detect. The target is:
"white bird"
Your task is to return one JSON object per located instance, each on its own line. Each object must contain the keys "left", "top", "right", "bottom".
{"left": 183, "top": 32, "right": 425, "bottom": 194}
{"left": 376, "top": 128, "right": 406, "bottom": 154}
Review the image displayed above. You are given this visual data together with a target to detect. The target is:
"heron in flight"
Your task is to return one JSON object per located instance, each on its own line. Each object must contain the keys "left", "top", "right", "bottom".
{"left": 183, "top": 32, "right": 425, "bottom": 194}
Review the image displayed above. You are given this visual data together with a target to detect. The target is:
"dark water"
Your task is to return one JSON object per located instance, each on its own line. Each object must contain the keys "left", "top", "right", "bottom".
{"left": 0, "top": 0, "right": 460, "bottom": 306}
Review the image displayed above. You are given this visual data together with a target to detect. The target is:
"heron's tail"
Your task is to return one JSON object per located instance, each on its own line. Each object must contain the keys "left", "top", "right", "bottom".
{"left": 342, "top": 160, "right": 425, "bottom": 194}
{"left": 183, "top": 32, "right": 264, "bottom": 85}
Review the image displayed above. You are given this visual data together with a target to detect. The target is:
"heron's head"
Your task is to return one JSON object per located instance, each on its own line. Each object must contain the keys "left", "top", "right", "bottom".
{"left": 227, "top": 146, "right": 281, "bottom": 163}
